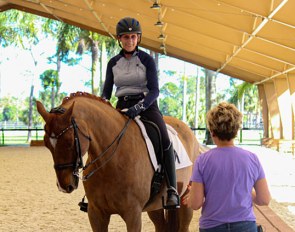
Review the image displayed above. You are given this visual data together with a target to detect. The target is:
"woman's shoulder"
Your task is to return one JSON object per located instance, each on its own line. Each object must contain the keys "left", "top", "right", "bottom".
{"left": 110, "top": 53, "right": 123, "bottom": 62}
{"left": 198, "top": 148, "right": 217, "bottom": 159}
{"left": 107, "top": 54, "right": 124, "bottom": 68}
{"left": 201, "top": 146, "right": 254, "bottom": 157}
{"left": 232, "top": 147, "right": 262, "bottom": 164}
{"left": 234, "top": 146, "right": 257, "bottom": 156}
{"left": 137, "top": 49, "right": 154, "bottom": 61}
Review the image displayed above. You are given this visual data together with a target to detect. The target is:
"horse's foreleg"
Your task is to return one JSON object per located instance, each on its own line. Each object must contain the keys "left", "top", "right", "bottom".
{"left": 87, "top": 206, "right": 110, "bottom": 232}
{"left": 121, "top": 208, "right": 142, "bottom": 232}
{"left": 147, "top": 209, "right": 167, "bottom": 232}
{"left": 177, "top": 206, "right": 193, "bottom": 232}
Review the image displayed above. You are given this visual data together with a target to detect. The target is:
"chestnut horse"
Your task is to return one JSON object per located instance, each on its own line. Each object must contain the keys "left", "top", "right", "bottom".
{"left": 36, "top": 92, "right": 199, "bottom": 232}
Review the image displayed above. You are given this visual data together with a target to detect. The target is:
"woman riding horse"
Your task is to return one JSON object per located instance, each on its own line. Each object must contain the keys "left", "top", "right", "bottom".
{"left": 36, "top": 93, "right": 199, "bottom": 231}
{"left": 101, "top": 17, "right": 179, "bottom": 209}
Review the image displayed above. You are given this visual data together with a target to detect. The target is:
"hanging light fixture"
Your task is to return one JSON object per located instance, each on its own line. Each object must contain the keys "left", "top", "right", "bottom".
{"left": 150, "top": 2, "right": 161, "bottom": 9}
{"left": 154, "top": 20, "right": 164, "bottom": 27}
{"left": 158, "top": 34, "right": 165, "bottom": 40}
{"left": 155, "top": 8, "right": 164, "bottom": 27}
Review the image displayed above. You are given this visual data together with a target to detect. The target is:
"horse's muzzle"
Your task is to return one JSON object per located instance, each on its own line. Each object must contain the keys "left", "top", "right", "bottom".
{"left": 56, "top": 175, "right": 79, "bottom": 193}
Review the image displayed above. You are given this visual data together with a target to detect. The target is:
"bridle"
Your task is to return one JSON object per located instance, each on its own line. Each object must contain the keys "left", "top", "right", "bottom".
{"left": 48, "top": 117, "right": 91, "bottom": 173}
{"left": 46, "top": 116, "right": 131, "bottom": 181}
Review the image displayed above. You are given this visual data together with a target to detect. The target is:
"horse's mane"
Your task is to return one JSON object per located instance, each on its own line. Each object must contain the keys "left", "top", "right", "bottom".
{"left": 62, "top": 91, "right": 112, "bottom": 108}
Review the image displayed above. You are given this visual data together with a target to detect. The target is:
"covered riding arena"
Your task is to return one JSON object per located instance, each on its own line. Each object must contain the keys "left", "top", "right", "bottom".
{"left": 1, "top": 0, "right": 295, "bottom": 231}
{"left": 2, "top": 0, "right": 295, "bottom": 149}
{"left": 0, "top": 146, "right": 294, "bottom": 231}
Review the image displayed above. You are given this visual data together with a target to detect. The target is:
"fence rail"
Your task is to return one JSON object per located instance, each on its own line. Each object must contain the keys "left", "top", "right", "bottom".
{"left": 0, "top": 128, "right": 44, "bottom": 146}
{"left": 191, "top": 127, "right": 263, "bottom": 145}
{"left": 0, "top": 127, "right": 263, "bottom": 146}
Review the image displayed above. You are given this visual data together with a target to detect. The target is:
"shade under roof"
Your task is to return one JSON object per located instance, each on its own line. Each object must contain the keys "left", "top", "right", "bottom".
{"left": 1, "top": 0, "right": 295, "bottom": 84}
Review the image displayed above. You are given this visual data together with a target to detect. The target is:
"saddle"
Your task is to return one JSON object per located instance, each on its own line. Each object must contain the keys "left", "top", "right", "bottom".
{"left": 134, "top": 117, "right": 192, "bottom": 207}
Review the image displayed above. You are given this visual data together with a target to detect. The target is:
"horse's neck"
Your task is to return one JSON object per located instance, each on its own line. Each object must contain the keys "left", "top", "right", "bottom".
{"left": 83, "top": 101, "right": 128, "bottom": 154}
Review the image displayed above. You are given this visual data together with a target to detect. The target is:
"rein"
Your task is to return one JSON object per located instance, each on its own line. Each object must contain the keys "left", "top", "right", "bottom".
{"left": 48, "top": 115, "right": 131, "bottom": 181}
{"left": 79, "top": 118, "right": 131, "bottom": 181}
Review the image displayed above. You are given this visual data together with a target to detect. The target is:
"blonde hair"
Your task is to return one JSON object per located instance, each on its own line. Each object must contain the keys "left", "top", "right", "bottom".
{"left": 206, "top": 102, "right": 242, "bottom": 141}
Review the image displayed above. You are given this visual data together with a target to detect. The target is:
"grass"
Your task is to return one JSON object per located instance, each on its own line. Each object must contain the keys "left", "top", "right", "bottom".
{"left": 1, "top": 129, "right": 263, "bottom": 146}
{"left": 0, "top": 130, "right": 44, "bottom": 146}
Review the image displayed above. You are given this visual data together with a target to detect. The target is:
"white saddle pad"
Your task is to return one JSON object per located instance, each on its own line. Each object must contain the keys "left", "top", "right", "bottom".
{"left": 134, "top": 117, "right": 192, "bottom": 171}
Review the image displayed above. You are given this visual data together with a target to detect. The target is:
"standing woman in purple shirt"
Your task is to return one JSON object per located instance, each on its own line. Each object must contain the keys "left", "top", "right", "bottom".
{"left": 187, "top": 102, "right": 271, "bottom": 232}
{"left": 101, "top": 17, "right": 179, "bottom": 209}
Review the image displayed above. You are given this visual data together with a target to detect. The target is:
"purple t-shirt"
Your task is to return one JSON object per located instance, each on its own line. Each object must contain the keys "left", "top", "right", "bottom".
{"left": 190, "top": 146, "right": 265, "bottom": 229}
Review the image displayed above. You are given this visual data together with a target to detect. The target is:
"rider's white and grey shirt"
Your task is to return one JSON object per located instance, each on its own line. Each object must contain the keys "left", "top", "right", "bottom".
{"left": 102, "top": 49, "right": 159, "bottom": 109}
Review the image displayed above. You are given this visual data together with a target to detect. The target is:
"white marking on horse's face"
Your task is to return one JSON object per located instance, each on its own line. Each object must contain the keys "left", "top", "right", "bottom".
{"left": 50, "top": 134, "right": 57, "bottom": 148}
{"left": 56, "top": 179, "right": 67, "bottom": 193}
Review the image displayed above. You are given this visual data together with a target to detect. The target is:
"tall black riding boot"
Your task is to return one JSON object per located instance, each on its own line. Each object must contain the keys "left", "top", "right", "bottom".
{"left": 163, "top": 143, "right": 180, "bottom": 209}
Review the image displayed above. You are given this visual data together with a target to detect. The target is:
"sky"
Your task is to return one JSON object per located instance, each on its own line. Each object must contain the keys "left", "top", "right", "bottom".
{"left": 0, "top": 40, "right": 231, "bottom": 100}
{"left": 0, "top": 39, "right": 92, "bottom": 99}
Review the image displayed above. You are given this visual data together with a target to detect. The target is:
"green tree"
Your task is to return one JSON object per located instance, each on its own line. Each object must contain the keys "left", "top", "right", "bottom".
{"left": 204, "top": 69, "right": 216, "bottom": 145}
{"left": 185, "top": 76, "right": 200, "bottom": 126}
{"left": 19, "top": 97, "right": 39, "bottom": 126}
{"left": 41, "top": 19, "right": 82, "bottom": 104}
{"left": 39, "top": 69, "right": 62, "bottom": 109}
{"left": 0, "top": 10, "right": 39, "bottom": 47}
{"left": 0, "top": 96, "right": 21, "bottom": 122}
{"left": 194, "top": 67, "right": 207, "bottom": 129}
{"left": 228, "top": 80, "right": 260, "bottom": 128}
{"left": 76, "top": 30, "right": 118, "bottom": 95}
{"left": 160, "top": 82, "right": 182, "bottom": 118}
{"left": 0, "top": 10, "right": 40, "bottom": 140}
{"left": 159, "top": 68, "right": 207, "bottom": 129}
{"left": 2, "top": 106, "right": 16, "bottom": 121}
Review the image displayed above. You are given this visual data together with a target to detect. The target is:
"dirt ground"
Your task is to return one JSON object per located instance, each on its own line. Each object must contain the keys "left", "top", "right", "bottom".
{"left": 0, "top": 146, "right": 294, "bottom": 231}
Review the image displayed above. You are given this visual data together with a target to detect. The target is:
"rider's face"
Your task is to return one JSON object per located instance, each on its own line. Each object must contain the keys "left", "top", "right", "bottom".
{"left": 119, "top": 33, "right": 139, "bottom": 52}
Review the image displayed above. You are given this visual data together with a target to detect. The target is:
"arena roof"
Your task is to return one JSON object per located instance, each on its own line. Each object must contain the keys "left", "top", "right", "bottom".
{"left": 1, "top": 0, "right": 295, "bottom": 84}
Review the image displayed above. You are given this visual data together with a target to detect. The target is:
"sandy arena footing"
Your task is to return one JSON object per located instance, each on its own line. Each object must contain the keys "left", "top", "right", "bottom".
{"left": 0, "top": 146, "right": 294, "bottom": 231}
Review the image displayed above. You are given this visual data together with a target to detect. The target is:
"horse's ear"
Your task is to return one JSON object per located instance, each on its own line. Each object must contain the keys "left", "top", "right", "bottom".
{"left": 36, "top": 101, "right": 50, "bottom": 122}
{"left": 62, "top": 102, "right": 75, "bottom": 121}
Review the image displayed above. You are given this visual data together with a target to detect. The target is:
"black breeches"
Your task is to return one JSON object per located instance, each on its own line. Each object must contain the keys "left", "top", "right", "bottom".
{"left": 116, "top": 99, "right": 171, "bottom": 150}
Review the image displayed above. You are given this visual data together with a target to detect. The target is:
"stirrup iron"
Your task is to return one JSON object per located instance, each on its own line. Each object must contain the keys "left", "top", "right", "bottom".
{"left": 78, "top": 195, "right": 88, "bottom": 212}
{"left": 162, "top": 187, "right": 180, "bottom": 210}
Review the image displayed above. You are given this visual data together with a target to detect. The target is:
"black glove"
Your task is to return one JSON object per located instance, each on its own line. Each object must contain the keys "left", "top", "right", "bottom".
{"left": 124, "top": 103, "right": 145, "bottom": 119}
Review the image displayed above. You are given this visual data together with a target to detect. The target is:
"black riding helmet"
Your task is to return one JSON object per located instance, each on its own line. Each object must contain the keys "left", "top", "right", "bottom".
{"left": 116, "top": 17, "right": 142, "bottom": 51}
{"left": 116, "top": 17, "right": 142, "bottom": 36}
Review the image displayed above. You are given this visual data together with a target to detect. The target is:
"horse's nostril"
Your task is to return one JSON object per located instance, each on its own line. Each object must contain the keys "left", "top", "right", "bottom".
{"left": 67, "top": 185, "right": 74, "bottom": 193}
